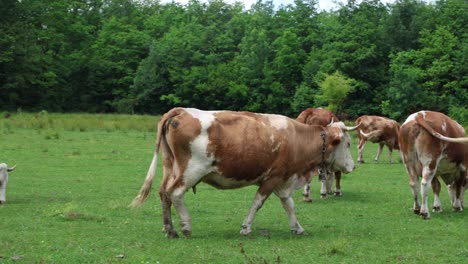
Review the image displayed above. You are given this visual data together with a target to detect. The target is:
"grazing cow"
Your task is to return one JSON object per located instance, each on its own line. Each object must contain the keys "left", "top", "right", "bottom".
{"left": 131, "top": 108, "right": 357, "bottom": 237}
{"left": 0, "top": 163, "right": 16, "bottom": 204}
{"left": 296, "top": 108, "right": 344, "bottom": 201}
{"left": 399, "top": 111, "right": 468, "bottom": 219}
{"left": 355, "top": 115, "right": 400, "bottom": 163}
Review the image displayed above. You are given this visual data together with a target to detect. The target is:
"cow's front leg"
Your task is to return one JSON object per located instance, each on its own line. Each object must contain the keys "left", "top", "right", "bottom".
{"left": 320, "top": 180, "right": 328, "bottom": 198}
{"left": 431, "top": 178, "right": 442, "bottom": 212}
{"left": 240, "top": 192, "right": 268, "bottom": 235}
{"left": 448, "top": 174, "right": 466, "bottom": 212}
{"left": 334, "top": 171, "right": 342, "bottom": 196}
{"left": 303, "top": 183, "right": 312, "bottom": 202}
{"left": 279, "top": 196, "right": 304, "bottom": 235}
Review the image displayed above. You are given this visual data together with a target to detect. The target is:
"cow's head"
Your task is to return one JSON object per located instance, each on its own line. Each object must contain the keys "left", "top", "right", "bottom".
{"left": 323, "top": 122, "right": 358, "bottom": 174}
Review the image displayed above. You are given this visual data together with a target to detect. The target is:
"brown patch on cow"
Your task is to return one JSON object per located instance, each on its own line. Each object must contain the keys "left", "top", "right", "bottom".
{"left": 296, "top": 108, "right": 340, "bottom": 126}
{"left": 206, "top": 112, "right": 284, "bottom": 182}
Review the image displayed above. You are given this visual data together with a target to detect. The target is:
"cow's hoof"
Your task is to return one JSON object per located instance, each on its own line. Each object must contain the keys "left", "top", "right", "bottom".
{"left": 358, "top": 160, "right": 365, "bottom": 164}
{"left": 240, "top": 229, "right": 251, "bottom": 236}
{"left": 320, "top": 193, "right": 327, "bottom": 199}
{"left": 452, "top": 207, "right": 463, "bottom": 212}
{"left": 413, "top": 208, "right": 421, "bottom": 215}
{"left": 420, "top": 212, "right": 430, "bottom": 219}
{"left": 291, "top": 229, "right": 305, "bottom": 235}
{"left": 181, "top": 229, "right": 192, "bottom": 238}
{"left": 240, "top": 225, "right": 252, "bottom": 236}
{"left": 432, "top": 206, "right": 442, "bottom": 213}
{"left": 165, "top": 229, "right": 179, "bottom": 239}
{"left": 303, "top": 197, "right": 312, "bottom": 203}
{"left": 334, "top": 192, "right": 342, "bottom": 197}
{"left": 0, "top": 200, "right": 4, "bottom": 205}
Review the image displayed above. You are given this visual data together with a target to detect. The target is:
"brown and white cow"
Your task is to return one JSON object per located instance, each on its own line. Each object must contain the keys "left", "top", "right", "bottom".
{"left": 131, "top": 108, "right": 357, "bottom": 237}
{"left": 296, "top": 108, "right": 344, "bottom": 201}
{"left": 355, "top": 115, "right": 400, "bottom": 163}
{"left": 399, "top": 111, "right": 468, "bottom": 219}
{"left": 0, "top": 163, "right": 16, "bottom": 204}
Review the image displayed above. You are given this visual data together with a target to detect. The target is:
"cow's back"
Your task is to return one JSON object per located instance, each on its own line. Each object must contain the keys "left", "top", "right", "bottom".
{"left": 296, "top": 108, "right": 339, "bottom": 126}
{"left": 163, "top": 109, "right": 310, "bottom": 187}
{"left": 400, "top": 111, "right": 467, "bottom": 165}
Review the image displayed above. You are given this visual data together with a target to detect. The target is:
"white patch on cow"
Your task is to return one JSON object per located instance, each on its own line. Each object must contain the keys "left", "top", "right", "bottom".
{"left": 203, "top": 172, "right": 260, "bottom": 189}
{"left": 275, "top": 174, "right": 307, "bottom": 196}
{"left": 265, "top": 114, "right": 288, "bottom": 130}
{"left": 184, "top": 108, "right": 219, "bottom": 129}
{"left": 270, "top": 134, "right": 275, "bottom": 144}
{"left": 272, "top": 143, "right": 282, "bottom": 153}
{"left": 402, "top": 112, "right": 419, "bottom": 125}
{"left": 182, "top": 109, "right": 218, "bottom": 188}
{"left": 441, "top": 122, "right": 447, "bottom": 132}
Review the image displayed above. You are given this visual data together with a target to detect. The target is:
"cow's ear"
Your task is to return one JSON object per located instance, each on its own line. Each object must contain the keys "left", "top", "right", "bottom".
{"left": 331, "top": 137, "right": 341, "bottom": 146}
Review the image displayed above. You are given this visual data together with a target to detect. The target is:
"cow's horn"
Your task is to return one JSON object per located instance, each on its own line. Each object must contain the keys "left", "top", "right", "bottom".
{"left": 7, "top": 165, "right": 16, "bottom": 172}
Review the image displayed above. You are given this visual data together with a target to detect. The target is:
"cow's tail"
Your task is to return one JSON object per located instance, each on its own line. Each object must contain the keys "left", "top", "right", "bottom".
{"left": 130, "top": 109, "right": 181, "bottom": 208}
{"left": 359, "top": 129, "right": 381, "bottom": 140}
{"left": 416, "top": 114, "right": 468, "bottom": 143}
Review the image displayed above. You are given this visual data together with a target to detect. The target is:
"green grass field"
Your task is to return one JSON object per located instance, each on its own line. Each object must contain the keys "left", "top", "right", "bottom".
{"left": 0, "top": 113, "right": 466, "bottom": 263}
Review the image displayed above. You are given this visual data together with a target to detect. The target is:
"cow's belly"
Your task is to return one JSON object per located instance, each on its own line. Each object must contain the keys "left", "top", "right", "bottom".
{"left": 201, "top": 172, "right": 261, "bottom": 189}
{"left": 436, "top": 158, "right": 461, "bottom": 185}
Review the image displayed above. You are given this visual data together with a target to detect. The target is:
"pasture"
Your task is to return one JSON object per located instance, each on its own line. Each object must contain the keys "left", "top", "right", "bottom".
{"left": 0, "top": 112, "right": 466, "bottom": 263}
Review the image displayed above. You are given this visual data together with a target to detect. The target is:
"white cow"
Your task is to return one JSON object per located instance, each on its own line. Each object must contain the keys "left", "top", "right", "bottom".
{"left": 0, "top": 163, "right": 16, "bottom": 204}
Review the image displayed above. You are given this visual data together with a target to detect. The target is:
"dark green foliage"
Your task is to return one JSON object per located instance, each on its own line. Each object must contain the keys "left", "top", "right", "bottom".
{"left": 0, "top": 0, "right": 466, "bottom": 123}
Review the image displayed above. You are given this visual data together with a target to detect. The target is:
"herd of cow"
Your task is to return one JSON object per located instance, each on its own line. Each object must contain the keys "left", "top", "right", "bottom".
{"left": 128, "top": 107, "right": 468, "bottom": 238}
{"left": 0, "top": 107, "right": 466, "bottom": 239}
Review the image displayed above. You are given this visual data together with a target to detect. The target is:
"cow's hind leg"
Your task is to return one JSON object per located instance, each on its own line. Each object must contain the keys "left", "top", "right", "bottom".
{"left": 405, "top": 164, "right": 421, "bottom": 214}
{"left": 170, "top": 186, "right": 192, "bottom": 238}
{"left": 160, "top": 190, "right": 178, "bottom": 238}
{"left": 374, "top": 143, "right": 384, "bottom": 163}
{"left": 159, "top": 158, "right": 179, "bottom": 238}
{"left": 357, "top": 140, "right": 366, "bottom": 163}
{"left": 420, "top": 165, "right": 436, "bottom": 219}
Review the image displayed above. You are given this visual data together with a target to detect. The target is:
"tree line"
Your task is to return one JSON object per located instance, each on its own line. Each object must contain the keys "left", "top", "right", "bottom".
{"left": 1, "top": 0, "right": 466, "bottom": 122}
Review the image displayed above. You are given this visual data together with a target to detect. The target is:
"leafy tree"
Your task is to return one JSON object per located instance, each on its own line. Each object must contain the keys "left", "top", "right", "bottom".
{"left": 315, "top": 71, "right": 355, "bottom": 115}
{"left": 384, "top": 26, "right": 466, "bottom": 121}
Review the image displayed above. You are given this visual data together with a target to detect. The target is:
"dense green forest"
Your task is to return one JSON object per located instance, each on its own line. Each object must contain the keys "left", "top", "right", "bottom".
{"left": 1, "top": 0, "right": 466, "bottom": 121}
